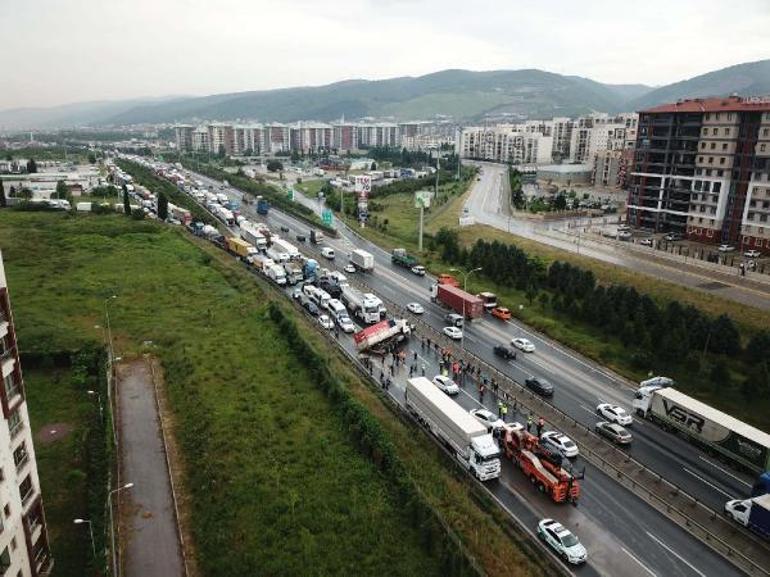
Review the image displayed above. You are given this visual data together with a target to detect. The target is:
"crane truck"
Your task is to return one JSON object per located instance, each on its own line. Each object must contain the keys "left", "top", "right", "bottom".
{"left": 405, "top": 377, "right": 501, "bottom": 481}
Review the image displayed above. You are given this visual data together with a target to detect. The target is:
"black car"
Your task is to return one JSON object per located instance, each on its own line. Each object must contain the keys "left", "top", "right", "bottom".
{"left": 296, "top": 234, "right": 306, "bottom": 242}
{"left": 525, "top": 376, "right": 554, "bottom": 396}
{"left": 280, "top": 225, "right": 290, "bottom": 233}
{"left": 303, "top": 300, "right": 320, "bottom": 316}
{"left": 493, "top": 345, "right": 517, "bottom": 360}
{"left": 318, "top": 278, "right": 342, "bottom": 298}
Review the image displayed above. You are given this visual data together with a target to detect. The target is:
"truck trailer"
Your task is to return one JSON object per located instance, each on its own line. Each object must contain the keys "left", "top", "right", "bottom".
{"left": 282, "top": 262, "right": 304, "bottom": 285}
{"left": 350, "top": 249, "right": 375, "bottom": 272}
{"left": 725, "top": 494, "right": 770, "bottom": 539}
{"left": 240, "top": 222, "right": 268, "bottom": 251}
{"left": 430, "top": 283, "right": 484, "bottom": 319}
{"left": 225, "top": 237, "right": 258, "bottom": 260}
{"left": 271, "top": 238, "right": 300, "bottom": 260}
{"left": 633, "top": 385, "right": 770, "bottom": 474}
{"left": 353, "top": 319, "right": 411, "bottom": 352}
{"left": 405, "top": 377, "right": 501, "bottom": 481}
{"left": 340, "top": 285, "right": 380, "bottom": 324}
{"left": 392, "top": 248, "right": 418, "bottom": 269}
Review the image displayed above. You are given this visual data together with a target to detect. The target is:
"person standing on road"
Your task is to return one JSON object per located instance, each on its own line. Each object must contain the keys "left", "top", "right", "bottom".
{"left": 421, "top": 363, "right": 426, "bottom": 377}
{"left": 413, "top": 350, "right": 418, "bottom": 362}
{"left": 536, "top": 417, "right": 544, "bottom": 437}
{"left": 501, "top": 403, "right": 508, "bottom": 422}
{"left": 526, "top": 414, "right": 533, "bottom": 433}
{"left": 497, "top": 400, "right": 503, "bottom": 417}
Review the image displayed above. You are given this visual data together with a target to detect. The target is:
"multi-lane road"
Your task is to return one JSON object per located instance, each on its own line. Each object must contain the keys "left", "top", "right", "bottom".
{"left": 173, "top": 164, "right": 766, "bottom": 577}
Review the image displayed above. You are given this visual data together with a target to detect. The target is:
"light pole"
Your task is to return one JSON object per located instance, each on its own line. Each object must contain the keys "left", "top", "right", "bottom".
{"left": 108, "top": 482, "right": 134, "bottom": 577}
{"left": 450, "top": 267, "right": 482, "bottom": 350}
{"left": 73, "top": 518, "right": 96, "bottom": 561}
{"left": 87, "top": 390, "right": 103, "bottom": 420}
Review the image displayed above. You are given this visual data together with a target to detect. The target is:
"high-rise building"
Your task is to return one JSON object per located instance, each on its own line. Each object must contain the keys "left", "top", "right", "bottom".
{"left": 0, "top": 252, "right": 53, "bottom": 577}
{"left": 174, "top": 125, "right": 194, "bottom": 152}
{"left": 457, "top": 125, "right": 553, "bottom": 165}
{"left": 627, "top": 96, "right": 770, "bottom": 251}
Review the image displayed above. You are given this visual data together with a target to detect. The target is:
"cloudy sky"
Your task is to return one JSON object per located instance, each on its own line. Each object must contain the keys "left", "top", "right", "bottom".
{"left": 3, "top": 0, "right": 769, "bottom": 110}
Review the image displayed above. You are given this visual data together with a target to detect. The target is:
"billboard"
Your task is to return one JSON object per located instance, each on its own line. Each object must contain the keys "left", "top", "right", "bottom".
{"left": 355, "top": 176, "right": 371, "bottom": 221}
{"left": 415, "top": 189, "right": 432, "bottom": 209}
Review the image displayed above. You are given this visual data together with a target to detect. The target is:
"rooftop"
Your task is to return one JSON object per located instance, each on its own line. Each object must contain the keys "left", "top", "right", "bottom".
{"left": 642, "top": 95, "right": 770, "bottom": 114}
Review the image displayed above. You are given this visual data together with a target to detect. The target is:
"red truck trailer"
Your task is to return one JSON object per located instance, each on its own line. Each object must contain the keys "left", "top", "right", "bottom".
{"left": 431, "top": 283, "right": 484, "bottom": 319}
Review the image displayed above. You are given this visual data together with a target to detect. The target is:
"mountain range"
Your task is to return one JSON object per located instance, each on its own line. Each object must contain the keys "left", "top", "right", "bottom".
{"left": 2, "top": 59, "right": 769, "bottom": 130}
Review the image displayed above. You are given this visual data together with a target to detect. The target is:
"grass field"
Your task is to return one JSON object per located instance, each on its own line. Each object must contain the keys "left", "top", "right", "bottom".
{"left": 294, "top": 178, "right": 326, "bottom": 198}
{"left": 0, "top": 211, "right": 550, "bottom": 577}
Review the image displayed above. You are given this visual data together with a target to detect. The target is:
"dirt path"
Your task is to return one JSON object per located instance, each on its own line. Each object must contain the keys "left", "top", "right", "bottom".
{"left": 117, "top": 357, "right": 184, "bottom": 577}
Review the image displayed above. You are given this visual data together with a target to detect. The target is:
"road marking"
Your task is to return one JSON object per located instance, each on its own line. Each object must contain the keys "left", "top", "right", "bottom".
{"left": 645, "top": 531, "right": 706, "bottom": 577}
{"left": 579, "top": 404, "right": 595, "bottom": 415}
{"left": 682, "top": 467, "right": 734, "bottom": 499}
{"left": 697, "top": 456, "right": 752, "bottom": 488}
{"left": 621, "top": 547, "right": 658, "bottom": 577}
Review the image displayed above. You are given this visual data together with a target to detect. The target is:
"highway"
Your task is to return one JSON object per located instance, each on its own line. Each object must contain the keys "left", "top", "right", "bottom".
{"left": 464, "top": 162, "right": 770, "bottom": 311}
{"left": 178, "top": 165, "right": 753, "bottom": 577}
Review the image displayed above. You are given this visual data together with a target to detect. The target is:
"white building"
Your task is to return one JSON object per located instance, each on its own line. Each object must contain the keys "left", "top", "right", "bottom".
{"left": 457, "top": 125, "right": 553, "bottom": 165}
{"left": 569, "top": 113, "right": 638, "bottom": 163}
{"left": 0, "top": 252, "right": 53, "bottom": 577}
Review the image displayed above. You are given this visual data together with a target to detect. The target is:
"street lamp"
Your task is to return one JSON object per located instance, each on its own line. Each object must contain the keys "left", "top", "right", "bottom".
{"left": 108, "top": 482, "right": 134, "bottom": 577}
{"left": 449, "top": 267, "right": 482, "bottom": 349}
{"left": 73, "top": 518, "right": 96, "bottom": 561}
{"left": 87, "top": 390, "right": 103, "bottom": 419}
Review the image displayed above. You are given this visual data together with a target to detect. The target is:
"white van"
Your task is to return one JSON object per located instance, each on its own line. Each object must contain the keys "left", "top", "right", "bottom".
{"left": 327, "top": 298, "right": 347, "bottom": 317}
{"left": 321, "top": 247, "right": 335, "bottom": 260}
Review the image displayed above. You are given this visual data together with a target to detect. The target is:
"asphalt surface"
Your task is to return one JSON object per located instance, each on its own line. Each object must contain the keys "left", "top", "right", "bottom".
{"left": 464, "top": 162, "right": 770, "bottom": 311}
{"left": 118, "top": 358, "right": 183, "bottom": 577}
{"left": 181, "top": 167, "right": 750, "bottom": 577}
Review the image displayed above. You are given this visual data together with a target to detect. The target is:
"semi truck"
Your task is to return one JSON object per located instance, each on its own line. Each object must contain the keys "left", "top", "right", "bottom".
{"left": 353, "top": 319, "right": 411, "bottom": 353}
{"left": 633, "top": 384, "right": 770, "bottom": 474}
{"left": 405, "top": 377, "right": 501, "bottom": 481}
{"left": 392, "top": 248, "right": 418, "bottom": 269}
{"left": 476, "top": 291, "right": 498, "bottom": 310}
{"left": 340, "top": 285, "right": 381, "bottom": 324}
{"left": 257, "top": 197, "right": 269, "bottom": 215}
{"left": 240, "top": 222, "right": 268, "bottom": 251}
{"left": 271, "top": 238, "right": 300, "bottom": 260}
{"left": 310, "top": 230, "right": 324, "bottom": 244}
{"left": 430, "top": 283, "right": 484, "bottom": 319}
{"left": 502, "top": 424, "right": 581, "bottom": 503}
{"left": 350, "top": 249, "right": 374, "bottom": 272}
{"left": 725, "top": 494, "right": 770, "bottom": 539}
{"left": 302, "top": 258, "right": 319, "bottom": 282}
{"left": 283, "top": 262, "right": 304, "bottom": 285}
{"left": 266, "top": 262, "right": 287, "bottom": 285}
{"left": 225, "top": 237, "right": 258, "bottom": 260}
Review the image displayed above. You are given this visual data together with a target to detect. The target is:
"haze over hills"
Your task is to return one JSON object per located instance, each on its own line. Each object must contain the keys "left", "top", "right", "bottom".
{"left": 2, "top": 59, "right": 769, "bottom": 130}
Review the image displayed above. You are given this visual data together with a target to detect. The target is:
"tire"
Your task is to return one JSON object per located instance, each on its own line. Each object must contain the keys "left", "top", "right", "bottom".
{"left": 538, "top": 482, "right": 546, "bottom": 493}
{"left": 530, "top": 474, "right": 537, "bottom": 485}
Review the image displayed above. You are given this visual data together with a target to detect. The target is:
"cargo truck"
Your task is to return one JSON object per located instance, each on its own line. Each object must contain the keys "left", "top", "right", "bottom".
{"left": 340, "top": 285, "right": 380, "bottom": 324}
{"left": 283, "top": 262, "right": 304, "bottom": 285}
{"left": 477, "top": 291, "right": 498, "bottom": 310}
{"left": 430, "top": 284, "right": 484, "bottom": 319}
{"left": 405, "top": 377, "right": 501, "bottom": 481}
{"left": 725, "top": 494, "right": 770, "bottom": 539}
{"left": 240, "top": 222, "right": 268, "bottom": 251}
{"left": 633, "top": 385, "right": 770, "bottom": 474}
{"left": 266, "top": 263, "right": 287, "bottom": 285}
{"left": 353, "top": 319, "right": 411, "bottom": 352}
{"left": 502, "top": 424, "right": 581, "bottom": 503}
{"left": 271, "top": 238, "right": 300, "bottom": 260}
{"left": 350, "top": 249, "right": 374, "bottom": 272}
{"left": 310, "top": 230, "right": 324, "bottom": 244}
{"left": 392, "top": 248, "right": 418, "bottom": 269}
{"left": 225, "top": 237, "right": 258, "bottom": 260}
{"left": 257, "top": 197, "right": 269, "bottom": 215}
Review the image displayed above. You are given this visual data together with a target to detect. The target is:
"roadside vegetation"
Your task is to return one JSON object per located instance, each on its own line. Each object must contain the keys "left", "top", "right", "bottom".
{"left": 0, "top": 211, "right": 553, "bottom": 577}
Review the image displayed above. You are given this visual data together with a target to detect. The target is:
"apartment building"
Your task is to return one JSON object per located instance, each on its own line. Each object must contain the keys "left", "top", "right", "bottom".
{"left": 458, "top": 125, "right": 553, "bottom": 164}
{"left": 551, "top": 117, "right": 573, "bottom": 162}
{"left": 174, "top": 125, "right": 194, "bottom": 152}
{"left": 289, "top": 123, "right": 334, "bottom": 153}
{"left": 332, "top": 123, "right": 358, "bottom": 152}
{"left": 627, "top": 96, "right": 770, "bottom": 251}
{"left": 568, "top": 113, "right": 637, "bottom": 163}
{"left": 191, "top": 126, "right": 209, "bottom": 153}
{"left": 0, "top": 252, "right": 53, "bottom": 577}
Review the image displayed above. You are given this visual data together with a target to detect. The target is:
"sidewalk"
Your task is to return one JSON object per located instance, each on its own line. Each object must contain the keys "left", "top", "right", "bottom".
{"left": 117, "top": 358, "right": 184, "bottom": 577}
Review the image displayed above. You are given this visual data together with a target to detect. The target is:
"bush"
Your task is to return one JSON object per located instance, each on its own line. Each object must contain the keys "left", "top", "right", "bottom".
{"left": 131, "top": 208, "right": 145, "bottom": 220}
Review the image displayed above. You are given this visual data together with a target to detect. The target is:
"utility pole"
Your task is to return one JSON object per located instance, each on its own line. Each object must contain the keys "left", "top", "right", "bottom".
{"left": 418, "top": 202, "right": 424, "bottom": 252}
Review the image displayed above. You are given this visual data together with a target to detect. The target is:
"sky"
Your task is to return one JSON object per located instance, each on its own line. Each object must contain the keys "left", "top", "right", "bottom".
{"left": 2, "top": 0, "right": 769, "bottom": 110}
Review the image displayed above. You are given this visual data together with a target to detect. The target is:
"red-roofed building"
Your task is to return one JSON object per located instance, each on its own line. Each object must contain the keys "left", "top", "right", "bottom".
{"left": 627, "top": 96, "right": 770, "bottom": 253}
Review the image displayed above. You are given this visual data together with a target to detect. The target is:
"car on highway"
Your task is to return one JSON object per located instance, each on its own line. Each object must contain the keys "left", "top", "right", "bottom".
{"left": 292, "top": 288, "right": 302, "bottom": 300}
{"left": 595, "top": 421, "right": 632, "bottom": 445}
{"left": 343, "top": 263, "right": 357, "bottom": 274}
{"left": 744, "top": 249, "right": 762, "bottom": 259}
{"left": 639, "top": 238, "right": 654, "bottom": 247}
{"left": 411, "top": 265, "right": 426, "bottom": 276}
{"left": 596, "top": 403, "right": 633, "bottom": 426}
{"left": 511, "top": 337, "right": 535, "bottom": 353}
{"left": 406, "top": 302, "right": 425, "bottom": 314}
{"left": 445, "top": 312, "right": 464, "bottom": 327}
{"left": 491, "top": 306, "right": 511, "bottom": 320}
{"left": 432, "top": 375, "right": 460, "bottom": 396}
{"left": 540, "top": 431, "right": 579, "bottom": 458}
{"left": 718, "top": 244, "right": 736, "bottom": 253}
{"left": 443, "top": 326, "right": 463, "bottom": 340}
{"left": 663, "top": 232, "right": 683, "bottom": 241}
{"left": 303, "top": 300, "right": 320, "bottom": 316}
{"left": 537, "top": 519, "right": 587, "bottom": 565}
{"left": 493, "top": 345, "right": 517, "bottom": 360}
{"left": 525, "top": 376, "right": 554, "bottom": 397}
{"left": 280, "top": 225, "right": 290, "bottom": 233}
{"left": 336, "top": 315, "right": 355, "bottom": 333}
{"left": 318, "top": 314, "right": 334, "bottom": 330}
{"left": 321, "top": 247, "right": 335, "bottom": 260}
{"left": 470, "top": 408, "right": 505, "bottom": 432}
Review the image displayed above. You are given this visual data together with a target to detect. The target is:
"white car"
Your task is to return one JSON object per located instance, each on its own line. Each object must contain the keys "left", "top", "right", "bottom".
{"left": 540, "top": 431, "right": 579, "bottom": 458}
{"left": 411, "top": 265, "right": 426, "bottom": 276}
{"left": 406, "top": 302, "right": 425, "bottom": 314}
{"left": 744, "top": 249, "right": 761, "bottom": 259}
{"left": 321, "top": 247, "right": 335, "bottom": 259}
{"left": 337, "top": 316, "right": 355, "bottom": 333}
{"left": 318, "top": 314, "right": 334, "bottom": 330}
{"left": 443, "top": 326, "right": 463, "bottom": 340}
{"left": 432, "top": 375, "right": 460, "bottom": 395}
{"left": 596, "top": 403, "right": 633, "bottom": 426}
{"left": 511, "top": 337, "right": 535, "bottom": 353}
{"left": 537, "top": 519, "right": 587, "bottom": 565}
{"left": 718, "top": 244, "right": 735, "bottom": 253}
{"left": 470, "top": 408, "right": 505, "bottom": 431}
{"left": 343, "top": 263, "right": 356, "bottom": 274}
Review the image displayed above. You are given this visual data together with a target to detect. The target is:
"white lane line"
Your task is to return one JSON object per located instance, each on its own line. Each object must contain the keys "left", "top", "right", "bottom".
{"left": 697, "top": 456, "right": 752, "bottom": 488}
{"left": 645, "top": 531, "right": 706, "bottom": 577}
{"left": 579, "top": 404, "right": 595, "bottom": 415}
{"left": 621, "top": 547, "right": 658, "bottom": 577}
{"left": 682, "top": 467, "right": 734, "bottom": 499}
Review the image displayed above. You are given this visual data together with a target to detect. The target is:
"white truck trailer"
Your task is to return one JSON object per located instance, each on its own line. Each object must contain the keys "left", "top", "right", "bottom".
{"left": 271, "top": 237, "right": 300, "bottom": 260}
{"left": 240, "top": 221, "right": 268, "bottom": 251}
{"left": 725, "top": 494, "right": 770, "bottom": 539}
{"left": 283, "top": 262, "right": 304, "bottom": 285}
{"left": 405, "top": 377, "right": 501, "bottom": 481}
{"left": 266, "top": 262, "right": 287, "bottom": 285}
{"left": 633, "top": 385, "right": 770, "bottom": 474}
{"left": 340, "top": 285, "right": 380, "bottom": 324}
{"left": 350, "top": 249, "right": 374, "bottom": 271}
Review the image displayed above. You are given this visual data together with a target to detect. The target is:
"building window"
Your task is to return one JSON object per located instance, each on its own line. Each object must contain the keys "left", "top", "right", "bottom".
{"left": 18, "top": 475, "right": 33, "bottom": 506}
{"left": 716, "top": 113, "right": 721, "bottom": 120}
{"left": 0, "top": 547, "right": 10, "bottom": 573}
{"left": 717, "top": 170, "right": 724, "bottom": 176}
{"left": 7, "top": 408, "right": 22, "bottom": 439}
{"left": 708, "top": 157, "right": 714, "bottom": 164}
{"left": 13, "top": 443, "right": 28, "bottom": 472}
{"left": 762, "top": 144, "right": 767, "bottom": 152}
{"left": 713, "top": 128, "right": 718, "bottom": 135}
{"left": 700, "top": 142, "right": 706, "bottom": 149}
{"left": 705, "top": 113, "right": 711, "bottom": 120}
{"left": 724, "top": 128, "right": 730, "bottom": 136}
{"left": 722, "top": 143, "right": 728, "bottom": 150}
{"left": 710, "top": 142, "right": 716, "bottom": 150}
{"left": 10, "top": 537, "right": 15, "bottom": 552}
{"left": 719, "top": 157, "right": 725, "bottom": 165}
{"left": 713, "top": 182, "right": 722, "bottom": 193}
{"left": 3, "top": 373, "right": 18, "bottom": 402}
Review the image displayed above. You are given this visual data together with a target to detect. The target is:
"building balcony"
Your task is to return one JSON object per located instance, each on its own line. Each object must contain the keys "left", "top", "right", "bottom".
{"left": 0, "top": 319, "right": 8, "bottom": 340}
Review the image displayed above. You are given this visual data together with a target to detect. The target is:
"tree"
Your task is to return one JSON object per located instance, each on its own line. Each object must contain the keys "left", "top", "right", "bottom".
{"left": 553, "top": 192, "right": 567, "bottom": 211}
{"left": 18, "top": 188, "right": 33, "bottom": 200}
{"left": 0, "top": 180, "right": 5, "bottom": 208}
{"left": 157, "top": 192, "right": 168, "bottom": 221}
{"left": 291, "top": 149, "right": 300, "bottom": 163}
{"left": 371, "top": 161, "right": 377, "bottom": 171}
{"left": 266, "top": 160, "right": 283, "bottom": 173}
{"left": 123, "top": 185, "right": 130, "bottom": 216}
{"left": 55, "top": 180, "right": 69, "bottom": 199}
{"left": 26, "top": 158, "right": 37, "bottom": 173}
{"left": 88, "top": 152, "right": 97, "bottom": 164}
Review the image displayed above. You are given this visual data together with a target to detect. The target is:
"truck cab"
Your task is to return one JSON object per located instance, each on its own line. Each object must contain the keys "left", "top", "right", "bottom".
{"left": 632, "top": 384, "right": 660, "bottom": 417}
{"left": 466, "top": 436, "right": 502, "bottom": 481}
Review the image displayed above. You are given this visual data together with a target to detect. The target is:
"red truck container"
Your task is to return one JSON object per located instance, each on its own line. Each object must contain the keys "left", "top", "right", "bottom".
{"left": 433, "top": 284, "right": 484, "bottom": 319}
{"left": 437, "top": 273, "right": 460, "bottom": 287}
